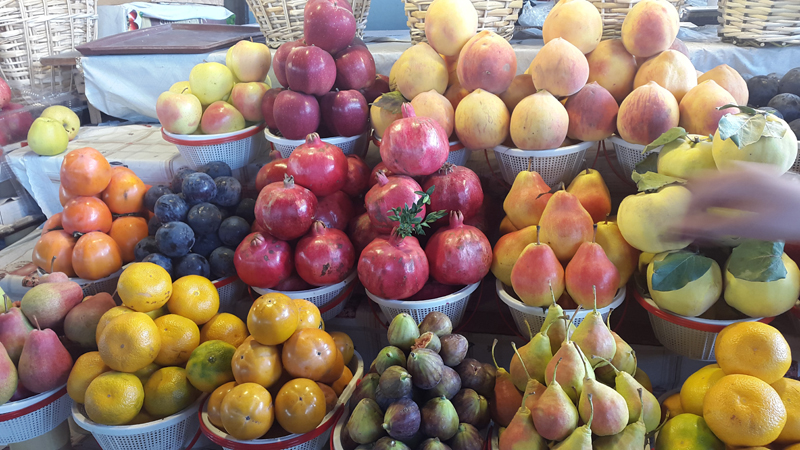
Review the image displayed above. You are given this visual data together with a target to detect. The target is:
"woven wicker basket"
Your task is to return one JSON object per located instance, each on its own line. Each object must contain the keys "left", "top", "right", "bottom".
{"left": 590, "top": 0, "right": 684, "bottom": 39}
{"left": 246, "top": 0, "right": 371, "bottom": 48}
{"left": 718, "top": 0, "right": 800, "bottom": 46}
{"left": 0, "top": 0, "right": 97, "bottom": 104}
{"left": 404, "top": 0, "right": 524, "bottom": 43}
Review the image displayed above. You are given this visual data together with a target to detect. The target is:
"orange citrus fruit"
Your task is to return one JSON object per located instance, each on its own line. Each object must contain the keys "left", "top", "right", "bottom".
{"left": 715, "top": 322, "right": 792, "bottom": 384}
{"left": 97, "top": 312, "right": 161, "bottom": 373}
{"left": 153, "top": 314, "right": 200, "bottom": 366}
{"left": 294, "top": 299, "right": 323, "bottom": 331}
{"left": 247, "top": 293, "right": 299, "bottom": 346}
{"left": 680, "top": 364, "right": 725, "bottom": 416}
{"left": 67, "top": 351, "right": 111, "bottom": 404}
{"left": 84, "top": 372, "right": 144, "bottom": 425}
{"left": 329, "top": 331, "right": 354, "bottom": 365}
{"left": 200, "top": 313, "right": 248, "bottom": 348}
{"left": 281, "top": 328, "right": 337, "bottom": 381}
{"left": 118, "top": 262, "right": 172, "bottom": 313}
{"left": 95, "top": 306, "right": 134, "bottom": 343}
{"left": 131, "top": 363, "right": 160, "bottom": 386}
{"left": 771, "top": 377, "right": 800, "bottom": 444}
{"left": 168, "top": 275, "right": 220, "bottom": 325}
{"left": 143, "top": 366, "right": 199, "bottom": 418}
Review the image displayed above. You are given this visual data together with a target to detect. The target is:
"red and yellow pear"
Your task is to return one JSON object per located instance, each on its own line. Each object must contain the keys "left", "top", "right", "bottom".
{"left": 510, "top": 227, "right": 565, "bottom": 307}
{"left": 595, "top": 220, "right": 640, "bottom": 288}
{"left": 503, "top": 169, "right": 552, "bottom": 229}
{"left": 565, "top": 226, "right": 621, "bottom": 308}
{"left": 538, "top": 190, "right": 594, "bottom": 263}
{"left": 566, "top": 168, "right": 611, "bottom": 223}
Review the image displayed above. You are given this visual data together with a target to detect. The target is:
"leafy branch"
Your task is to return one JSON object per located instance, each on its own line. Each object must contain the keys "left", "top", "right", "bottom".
{"left": 388, "top": 185, "right": 448, "bottom": 237}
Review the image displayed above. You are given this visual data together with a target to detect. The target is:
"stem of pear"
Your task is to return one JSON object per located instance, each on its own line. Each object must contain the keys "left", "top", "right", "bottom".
{"left": 491, "top": 339, "right": 500, "bottom": 370}
{"left": 552, "top": 357, "right": 562, "bottom": 385}
{"left": 592, "top": 223, "right": 597, "bottom": 243}
{"left": 536, "top": 225, "right": 541, "bottom": 245}
{"left": 50, "top": 256, "right": 56, "bottom": 274}
{"left": 33, "top": 316, "right": 40, "bottom": 331}
{"left": 592, "top": 285, "right": 598, "bottom": 314}
{"left": 586, "top": 393, "right": 594, "bottom": 429}
{"left": 524, "top": 319, "right": 533, "bottom": 341}
{"left": 512, "top": 342, "right": 532, "bottom": 381}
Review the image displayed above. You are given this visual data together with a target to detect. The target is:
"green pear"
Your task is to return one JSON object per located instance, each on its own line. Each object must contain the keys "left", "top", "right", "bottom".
{"left": 593, "top": 389, "right": 647, "bottom": 450}
{"left": 509, "top": 320, "right": 552, "bottom": 390}
{"left": 0, "top": 342, "right": 18, "bottom": 405}
{"left": 20, "top": 281, "right": 84, "bottom": 329}
{"left": 595, "top": 320, "right": 636, "bottom": 386}
{"left": 571, "top": 287, "right": 616, "bottom": 368}
{"left": 617, "top": 185, "right": 693, "bottom": 253}
{"left": 552, "top": 393, "right": 594, "bottom": 450}
{"left": 577, "top": 349, "right": 628, "bottom": 436}
{"left": 531, "top": 358, "right": 578, "bottom": 441}
{"left": 498, "top": 394, "right": 547, "bottom": 450}
{"left": 543, "top": 317, "right": 593, "bottom": 403}
{"left": 541, "top": 295, "right": 576, "bottom": 355}
{"left": 597, "top": 357, "right": 660, "bottom": 433}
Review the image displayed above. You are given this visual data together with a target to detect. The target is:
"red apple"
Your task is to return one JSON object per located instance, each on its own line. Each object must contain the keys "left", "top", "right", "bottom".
{"left": 273, "top": 39, "right": 305, "bottom": 88}
{"left": 230, "top": 82, "right": 269, "bottom": 122}
{"left": 286, "top": 46, "right": 337, "bottom": 96}
{"left": 361, "top": 74, "right": 390, "bottom": 104}
{"left": 273, "top": 90, "right": 320, "bottom": 140}
{"left": 0, "top": 78, "right": 10, "bottom": 109}
{"left": 303, "top": 0, "right": 357, "bottom": 55}
{"left": 334, "top": 43, "right": 376, "bottom": 91}
{"left": 200, "top": 101, "right": 246, "bottom": 134}
{"left": 321, "top": 90, "right": 368, "bottom": 137}
{"left": 156, "top": 91, "right": 202, "bottom": 134}
{"left": 261, "top": 88, "right": 283, "bottom": 131}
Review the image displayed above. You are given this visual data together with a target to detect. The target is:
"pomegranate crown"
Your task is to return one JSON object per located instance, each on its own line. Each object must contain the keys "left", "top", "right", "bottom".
{"left": 387, "top": 185, "right": 447, "bottom": 238}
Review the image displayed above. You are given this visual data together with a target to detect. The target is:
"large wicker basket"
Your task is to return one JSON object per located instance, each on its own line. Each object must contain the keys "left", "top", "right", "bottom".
{"left": 718, "top": 0, "right": 800, "bottom": 46}
{"left": 590, "top": 0, "right": 684, "bottom": 39}
{"left": 0, "top": 0, "right": 97, "bottom": 104}
{"left": 246, "top": 0, "right": 371, "bottom": 48}
{"left": 404, "top": 0, "right": 524, "bottom": 43}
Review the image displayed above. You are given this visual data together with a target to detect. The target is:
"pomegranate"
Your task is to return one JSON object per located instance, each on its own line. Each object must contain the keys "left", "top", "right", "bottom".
{"left": 422, "top": 163, "right": 484, "bottom": 223}
{"left": 255, "top": 175, "right": 318, "bottom": 241}
{"left": 286, "top": 133, "right": 348, "bottom": 197}
{"left": 295, "top": 221, "right": 356, "bottom": 286}
{"left": 234, "top": 232, "right": 293, "bottom": 289}
{"left": 347, "top": 212, "right": 384, "bottom": 255}
{"left": 314, "top": 191, "right": 355, "bottom": 230}
{"left": 255, "top": 151, "right": 288, "bottom": 192}
{"left": 358, "top": 233, "right": 429, "bottom": 299}
{"left": 273, "top": 40, "right": 305, "bottom": 88}
{"left": 274, "top": 272, "right": 313, "bottom": 291}
{"left": 367, "top": 162, "right": 395, "bottom": 189}
{"left": 303, "top": 0, "right": 357, "bottom": 55}
{"left": 425, "top": 210, "right": 492, "bottom": 285}
{"left": 406, "top": 279, "right": 462, "bottom": 301}
{"left": 251, "top": 220, "right": 268, "bottom": 234}
{"left": 261, "top": 88, "right": 283, "bottom": 131}
{"left": 342, "top": 154, "right": 371, "bottom": 197}
{"left": 365, "top": 172, "right": 424, "bottom": 233}
{"left": 380, "top": 103, "right": 449, "bottom": 177}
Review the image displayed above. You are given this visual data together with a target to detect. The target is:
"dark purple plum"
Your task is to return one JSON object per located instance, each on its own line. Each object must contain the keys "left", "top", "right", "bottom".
{"left": 192, "top": 233, "right": 223, "bottom": 258}
{"left": 201, "top": 161, "right": 232, "bottom": 179}
{"left": 187, "top": 202, "right": 222, "bottom": 235}
{"left": 182, "top": 172, "right": 217, "bottom": 206}
{"left": 142, "top": 253, "right": 173, "bottom": 277}
{"left": 235, "top": 198, "right": 256, "bottom": 224}
{"left": 155, "top": 221, "right": 195, "bottom": 258}
{"left": 212, "top": 176, "right": 242, "bottom": 207}
{"left": 154, "top": 194, "right": 188, "bottom": 223}
{"left": 144, "top": 185, "right": 172, "bottom": 212}
{"left": 218, "top": 216, "right": 250, "bottom": 247}
{"left": 148, "top": 216, "right": 162, "bottom": 236}
{"left": 171, "top": 168, "right": 196, "bottom": 193}
{"left": 134, "top": 236, "right": 159, "bottom": 262}
{"left": 209, "top": 246, "right": 236, "bottom": 279}
{"left": 173, "top": 253, "right": 211, "bottom": 279}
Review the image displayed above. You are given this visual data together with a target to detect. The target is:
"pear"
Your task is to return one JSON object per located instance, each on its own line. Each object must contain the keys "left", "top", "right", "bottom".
{"left": 0, "top": 297, "right": 33, "bottom": 363}
{"left": 499, "top": 216, "right": 518, "bottom": 236}
{"left": 20, "top": 281, "right": 83, "bottom": 329}
{"left": 596, "top": 357, "right": 660, "bottom": 433}
{"left": 571, "top": 287, "right": 616, "bottom": 368}
{"left": 498, "top": 390, "right": 547, "bottom": 450}
{"left": 491, "top": 225, "right": 538, "bottom": 286}
{"left": 543, "top": 317, "right": 592, "bottom": 403}
{"left": 531, "top": 358, "right": 579, "bottom": 441}
{"left": 552, "top": 393, "right": 594, "bottom": 450}
{"left": 595, "top": 220, "right": 640, "bottom": 288}
{"left": 541, "top": 297, "right": 576, "bottom": 355}
{"left": 509, "top": 319, "right": 552, "bottom": 389}
{"left": 538, "top": 190, "right": 593, "bottom": 263}
{"left": 564, "top": 226, "right": 621, "bottom": 308}
{"left": 523, "top": 378, "right": 545, "bottom": 413}
{"left": 510, "top": 226, "right": 565, "bottom": 307}
{"left": 64, "top": 292, "right": 116, "bottom": 349}
{"left": 566, "top": 168, "right": 611, "bottom": 223}
{"left": 488, "top": 339, "right": 522, "bottom": 428}
{"left": 503, "top": 169, "right": 552, "bottom": 229}
{"left": 18, "top": 323, "right": 74, "bottom": 393}
{"left": 576, "top": 349, "right": 628, "bottom": 436}
{"left": 592, "top": 389, "right": 647, "bottom": 450}
{"left": 595, "top": 316, "right": 636, "bottom": 385}
{"left": 0, "top": 342, "right": 18, "bottom": 405}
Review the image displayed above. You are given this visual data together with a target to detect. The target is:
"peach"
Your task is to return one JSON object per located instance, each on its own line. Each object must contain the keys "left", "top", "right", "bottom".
{"left": 444, "top": 54, "right": 459, "bottom": 86}
{"left": 679, "top": 80, "right": 737, "bottom": 136}
{"left": 634, "top": 50, "right": 697, "bottom": 102}
{"left": 457, "top": 30, "right": 517, "bottom": 94}
{"left": 529, "top": 38, "right": 589, "bottom": 97}
{"left": 510, "top": 90, "right": 568, "bottom": 150}
{"left": 444, "top": 82, "right": 470, "bottom": 112}
{"left": 621, "top": 0, "right": 680, "bottom": 58}
{"left": 698, "top": 64, "right": 749, "bottom": 106}
{"left": 499, "top": 74, "right": 537, "bottom": 113}
{"left": 587, "top": 39, "right": 637, "bottom": 104}
{"left": 617, "top": 81, "right": 680, "bottom": 145}
{"left": 229, "top": 82, "right": 269, "bottom": 122}
{"left": 543, "top": 0, "right": 603, "bottom": 54}
{"left": 455, "top": 89, "right": 510, "bottom": 150}
{"left": 411, "top": 89, "right": 455, "bottom": 137}
{"left": 389, "top": 43, "right": 448, "bottom": 99}
{"left": 370, "top": 94, "right": 403, "bottom": 139}
{"left": 424, "top": 0, "right": 478, "bottom": 57}
{"left": 565, "top": 82, "right": 619, "bottom": 142}
{"left": 669, "top": 38, "right": 690, "bottom": 58}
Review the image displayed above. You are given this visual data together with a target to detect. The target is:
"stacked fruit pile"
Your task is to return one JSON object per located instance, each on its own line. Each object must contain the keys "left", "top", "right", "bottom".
{"left": 156, "top": 40, "right": 273, "bottom": 135}
{"left": 133, "top": 161, "right": 254, "bottom": 281}
{"left": 0, "top": 76, "right": 33, "bottom": 147}
{"left": 342, "top": 312, "right": 489, "bottom": 450}
{"left": 747, "top": 66, "right": 800, "bottom": 131}
{"left": 658, "top": 322, "right": 799, "bottom": 449}
{"left": 266, "top": 0, "right": 376, "bottom": 140}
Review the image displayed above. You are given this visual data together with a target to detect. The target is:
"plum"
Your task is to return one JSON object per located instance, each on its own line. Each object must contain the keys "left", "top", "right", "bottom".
{"left": 154, "top": 194, "right": 188, "bottom": 223}
{"left": 218, "top": 216, "right": 250, "bottom": 247}
{"left": 235, "top": 198, "right": 256, "bottom": 224}
{"left": 779, "top": 67, "right": 800, "bottom": 96}
{"left": 761, "top": 106, "right": 784, "bottom": 119}
{"left": 156, "top": 221, "right": 196, "bottom": 258}
{"left": 148, "top": 216, "right": 162, "bottom": 236}
{"left": 212, "top": 176, "right": 242, "bottom": 207}
{"left": 187, "top": 202, "right": 222, "bottom": 235}
{"left": 182, "top": 172, "right": 217, "bottom": 205}
{"left": 171, "top": 167, "right": 196, "bottom": 193}
{"left": 134, "top": 236, "right": 159, "bottom": 262}
{"left": 173, "top": 253, "right": 211, "bottom": 279}
{"left": 142, "top": 253, "right": 173, "bottom": 277}
{"left": 790, "top": 118, "right": 800, "bottom": 138}
{"left": 209, "top": 246, "right": 236, "bottom": 279}
{"left": 747, "top": 75, "right": 780, "bottom": 107}
{"left": 767, "top": 93, "right": 800, "bottom": 123}
{"left": 201, "top": 161, "right": 232, "bottom": 179}
{"left": 144, "top": 185, "right": 172, "bottom": 212}
{"left": 192, "top": 233, "right": 223, "bottom": 258}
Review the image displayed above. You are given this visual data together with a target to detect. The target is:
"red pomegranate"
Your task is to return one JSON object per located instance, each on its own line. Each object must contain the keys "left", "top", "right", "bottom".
{"left": 365, "top": 172, "right": 424, "bottom": 233}
{"left": 406, "top": 279, "right": 462, "bottom": 301}
{"left": 286, "top": 133, "right": 348, "bottom": 197}
{"left": 367, "top": 161, "right": 395, "bottom": 189}
{"left": 380, "top": 103, "right": 449, "bottom": 177}
{"left": 425, "top": 210, "right": 492, "bottom": 285}
{"left": 234, "top": 232, "right": 293, "bottom": 289}
{"left": 255, "top": 175, "right": 318, "bottom": 241}
{"left": 347, "top": 212, "right": 384, "bottom": 255}
{"left": 342, "top": 154, "right": 371, "bottom": 197}
{"left": 422, "top": 163, "right": 484, "bottom": 223}
{"left": 274, "top": 272, "right": 313, "bottom": 291}
{"left": 314, "top": 191, "right": 355, "bottom": 231}
{"left": 255, "top": 151, "right": 288, "bottom": 192}
{"left": 295, "top": 221, "right": 356, "bottom": 286}
{"left": 358, "top": 233, "right": 429, "bottom": 299}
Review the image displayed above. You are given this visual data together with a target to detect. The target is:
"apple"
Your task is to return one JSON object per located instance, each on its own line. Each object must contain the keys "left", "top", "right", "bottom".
{"left": 321, "top": 90, "right": 368, "bottom": 137}
{"left": 27, "top": 117, "right": 68, "bottom": 156}
{"left": 156, "top": 91, "right": 203, "bottom": 135}
{"left": 261, "top": 88, "right": 283, "bottom": 130}
{"left": 361, "top": 74, "right": 390, "bottom": 103}
{"left": 229, "top": 82, "right": 269, "bottom": 122}
{"left": 226, "top": 40, "right": 272, "bottom": 83}
{"left": 169, "top": 81, "right": 191, "bottom": 94}
{"left": 40, "top": 105, "right": 80, "bottom": 140}
{"left": 1, "top": 103, "right": 34, "bottom": 142}
{"left": 334, "top": 42, "right": 376, "bottom": 91}
{"left": 0, "top": 77, "right": 10, "bottom": 109}
{"left": 200, "top": 101, "right": 245, "bottom": 134}
{"left": 273, "top": 40, "right": 305, "bottom": 88}
{"left": 189, "top": 62, "right": 235, "bottom": 105}
{"left": 273, "top": 90, "right": 320, "bottom": 140}
{"left": 286, "top": 46, "right": 336, "bottom": 96}
{"left": 304, "top": 0, "right": 357, "bottom": 55}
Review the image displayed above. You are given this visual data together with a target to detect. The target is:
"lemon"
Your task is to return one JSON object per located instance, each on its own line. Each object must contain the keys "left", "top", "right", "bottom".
{"left": 680, "top": 364, "right": 725, "bottom": 416}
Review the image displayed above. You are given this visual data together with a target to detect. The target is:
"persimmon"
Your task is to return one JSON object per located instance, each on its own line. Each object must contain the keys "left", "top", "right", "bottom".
{"left": 220, "top": 383, "right": 274, "bottom": 440}
{"left": 32, "top": 230, "right": 76, "bottom": 276}
{"left": 108, "top": 217, "right": 149, "bottom": 263}
{"left": 60, "top": 147, "right": 112, "bottom": 196}
{"left": 102, "top": 169, "right": 146, "bottom": 214}
{"left": 317, "top": 348, "right": 344, "bottom": 385}
{"left": 281, "top": 328, "right": 337, "bottom": 381}
{"left": 72, "top": 232, "right": 122, "bottom": 280}
{"left": 274, "top": 378, "right": 326, "bottom": 434}
{"left": 62, "top": 197, "right": 112, "bottom": 235}
{"left": 42, "top": 212, "right": 63, "bottom": 234}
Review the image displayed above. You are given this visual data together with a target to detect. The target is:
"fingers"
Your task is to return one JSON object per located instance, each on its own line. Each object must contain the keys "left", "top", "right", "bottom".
{"left": 680, "top": 210, "right": 787, "bottom": 242}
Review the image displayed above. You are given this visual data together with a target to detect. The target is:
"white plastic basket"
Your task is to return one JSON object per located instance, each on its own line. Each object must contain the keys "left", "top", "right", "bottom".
{"left": 253, "top": 271, "right": 357, "bottom": 322}
{"left": 366, "top": 281, "right": 480, "bottom": 328}
{"left": 71, "top": 395, "right": 205, "bottom": 450}
{"left": 200, "top": 351, "right": 364, "bottom": 450}
{"left": 214, "top": 276, "right": 248, "bottom": 314}
{"left": 266, "top": 129, "right": 370, "bottom": 159}
{"left": 609, "top": 135, "right": 660, "bottom": 179}
{"left": 497, "top": 280, "right": 626, "bottom": 336}
{"left": 0, "top": 385, "right": 72, "bottom": 446}
{"left": 492, "top": 141, "right": 595, "bottom": 186}
{"left": 792, "top": 143, "right": 800, "bottom": 174}
{"left": 634, "top": 290, "right": 772, "bottom": 361}
{"left": 162, "top": 124, "right": 267, "bottom": 171}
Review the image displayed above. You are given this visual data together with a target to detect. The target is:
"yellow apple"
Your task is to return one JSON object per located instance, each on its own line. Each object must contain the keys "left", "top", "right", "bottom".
{"left": 27, "top": 117, "right": 68, "bottom": 156}
{"left": 226, "top": 40, "right": 272, "bottom": 83}
{"left": 40, "top": 105, "right": 80, "bottom": 140}
{"left": 189, "top": 62, "right": 234, "bottom": 106}
{"left": 156, "top": 91, "right": 202, "bottom": 135}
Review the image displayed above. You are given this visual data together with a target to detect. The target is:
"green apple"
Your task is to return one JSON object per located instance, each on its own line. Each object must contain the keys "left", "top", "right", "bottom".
{"left": 189, "top": 62, "right": 234, "bottom": 106}
{"left": 40, "top": 105, "right": 80, "bottom": 140}
{"left": 168, "top": 81, "right": 191, "bottom": 95}
{"left": 156, "top": 91, "right": 202, "bottom": 135}
{"left": 226, "top": 40, "right": 272, "bottom": 83}
{"left": 27, "top": 117, "right": 68, "bottom": 156}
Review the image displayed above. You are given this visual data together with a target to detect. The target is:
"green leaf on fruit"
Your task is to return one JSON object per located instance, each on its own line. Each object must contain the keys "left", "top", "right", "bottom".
{"left": 373, "top": 91, "right": 407, "bottom": 114}
{"left": 651, "top": 252, "right": 714, "bottom": 292}
{"left": 631, "top": 171, "right": 685, "bottom": 193}
{"left": 387, "top": 185, "right": 446, "bottom": 238}
{"left": 643, "top": 127, "right": 687, "bottom": 153}
{"left": 727, "top": 240, "right": 787, "bottom": 282}
{"left": 718, "top": 104, "right": 758, "bottom": 115}
{"left": 763, "top": 117, "right": 788, "bottom": 140}
{"left": 633, "top": 153, "right": 659, "bottom": 177}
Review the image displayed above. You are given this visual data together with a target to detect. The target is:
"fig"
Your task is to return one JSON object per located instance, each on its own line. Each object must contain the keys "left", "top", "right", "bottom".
{"left": 419, "top": 438, "right": 453, "bottom": 450}
{"left": 447, "top": 423, "right": 484, "bottom": 450}
{"left": 413, "top": 331, "right": 442, "bottom": 353}
{"left": 427, "top": 366, "right": 461, "bottom": 400}
{"left": 347, "top": 398, "right": 387, "bottom": 444}
{"left": 340, "top": 426, "right": 360, "bottom": 450}
{"left": 455, "top": 359, "right": 495, "bottom": 397}
{"left": 439, "top": 334, "right": 468, "bottom": 367}
{"left": 402, "top": 432, "right": 426, "bottom": 449}
{"left": 376, "top": 384, "right": 411, "bottom": 411}
{"left": 419, "top": 312, "right": 453, "bottom": 336}
{"left": 350, "top": 373, "right": 380, "bottom": 413}
{"left": 379, "top": 366, "right": 413, "bottom": 399}
{"left": 451, "top": 388, "right": 490, "bottom": 429}
{"left": 375, "top": 346, "right": 406, "bottom": 374}
{"left": 407, "top": 348, "right": 445, "bottom": 390}
{"left": 373, "top": 437, "right": 411, "bottom": 450}
{"left": 387, "top": 313, "right": 421, "bottom": 350}
{"left": 421, "top": 396, "right": 460, "bottom": 440}
{"left": 382, "top": 398, "right": 421, "bottom": 440}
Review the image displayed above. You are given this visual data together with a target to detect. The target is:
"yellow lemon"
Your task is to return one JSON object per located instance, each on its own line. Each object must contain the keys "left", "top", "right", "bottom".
{"left": 680, "top": 364, "right": 725, "bottom": 416}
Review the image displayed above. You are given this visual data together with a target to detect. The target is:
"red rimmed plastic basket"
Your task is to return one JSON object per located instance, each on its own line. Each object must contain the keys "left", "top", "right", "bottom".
{"left": 0, "top": 385, "right": 72, "bottom": 446}
{"left": 372, "top": 135, "right": 470, "bottom": 167}
{"left": 252, "top": 271, "right": 357, "bottom": 322}
{"left": 492, "top": 141, "right": 595, "bottom": 186}
{"left": 608, "top": 135, "right": 661, "bottom": 178}
{"left": 162, "top": 124, "right": 267, "bottom": 171}
{"left": 633, "top": 289, "right": 774, "bottom": 361}
{"left": 366, "top": 281, "right": 480, "bottom": 328}
{"left": 497, "top": 279, "right": 626, "bottom": 336}
{"left": 71, "top": 395, "right": 205, "bottom": 450}
{"left": 214, "top": 275, "right": 248, "bottom": 314}
{"left": 200, "top": 351, "right": 364, "bottom": 450}
{"left": 266, "top": 129, "right": 371, "bottom": 159}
